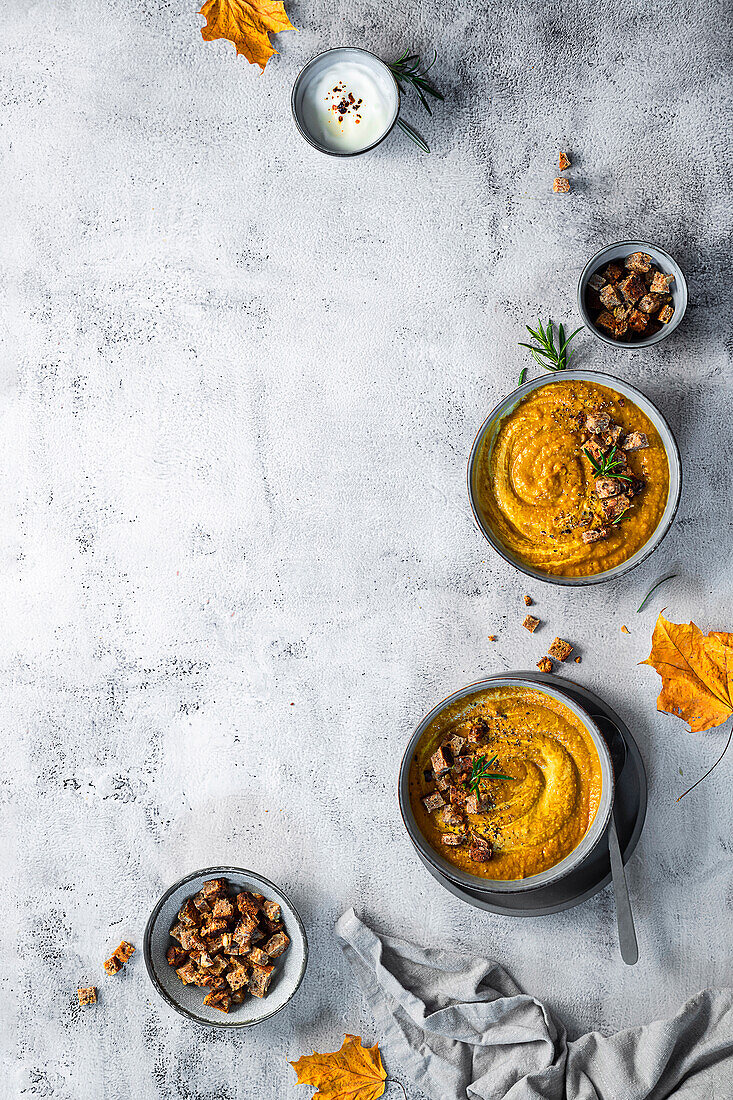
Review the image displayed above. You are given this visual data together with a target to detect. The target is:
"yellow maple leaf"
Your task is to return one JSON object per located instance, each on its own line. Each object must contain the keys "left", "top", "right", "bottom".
{"left": 641, "top": 613, "right": 733, "bottom": 732}
{"left": 290, "top": 1034, "right": 387, "bottom": 1100}
{"left": 199, "top": 0, "right": 296, "bottom": 72}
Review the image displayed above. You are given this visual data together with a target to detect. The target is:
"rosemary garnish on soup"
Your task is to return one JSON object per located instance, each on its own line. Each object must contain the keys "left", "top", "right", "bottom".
{"left": 465, "top": 754, "right": 512, "bottom": 796}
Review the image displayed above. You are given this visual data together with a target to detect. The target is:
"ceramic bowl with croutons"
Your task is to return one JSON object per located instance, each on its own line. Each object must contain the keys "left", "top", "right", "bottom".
{"left": 144, "top": 866, "right": 308, "bottom": 1028}
{"left": 578, "top": 242, "right": 687, "bottom": 348}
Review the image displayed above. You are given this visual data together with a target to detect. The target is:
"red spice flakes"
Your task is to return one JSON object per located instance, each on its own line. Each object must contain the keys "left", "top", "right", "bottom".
{"left": 327, "top": 81, "right": 364, "bottom": 126}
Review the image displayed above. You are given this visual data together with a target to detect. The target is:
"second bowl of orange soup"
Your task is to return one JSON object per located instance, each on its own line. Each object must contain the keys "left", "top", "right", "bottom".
{"left": 400, "top": 677, "right": 614, "bottom": 893}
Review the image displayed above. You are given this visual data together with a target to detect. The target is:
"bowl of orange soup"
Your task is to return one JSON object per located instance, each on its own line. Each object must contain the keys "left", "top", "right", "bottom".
{"left": 467, "top": 371, "right": 681, "bottom": 585}
{"left": 399, "top": 677, "right": 614, "bottom": 893}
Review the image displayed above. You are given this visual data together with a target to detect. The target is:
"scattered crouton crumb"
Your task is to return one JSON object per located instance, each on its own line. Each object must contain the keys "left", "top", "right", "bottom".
{"left": 553, "top": 177, "right": 570, "bottom": 193}
{"left": 574, "top": 656, "right": 582, "bottom": 664}
{"left": 559, "top": 150, "right": 570, "bottom": 170}
{"left": 523, "top": 595, "right": 533, "bottom": 606}
{"left": 77, "top": 986, "right": 97, "bottom": 1006}
{"left": 548, "top": 637, "right": 573, "bottom": 661}
{"left": 621, "top": 625, "right": 630, "bottom": 634}
{"left": 523, "top": 615, "right": 540, "bottom": 633}
{"left": 488, "top": 635, "right": 497, "bottom": 641}
{"left": 537, "top": 657, "right": 553, "bottom": 673}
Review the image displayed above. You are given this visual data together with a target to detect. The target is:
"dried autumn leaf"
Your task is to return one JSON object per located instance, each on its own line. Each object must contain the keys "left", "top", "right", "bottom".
{"left": 199, "top": 0, "right": 295, "bottom": 72}
{"left": 290, "top": 1034, "right": 387, "bottom": 1100}
{"left": 641, "top": 613, "right": 733, "bottom": 732}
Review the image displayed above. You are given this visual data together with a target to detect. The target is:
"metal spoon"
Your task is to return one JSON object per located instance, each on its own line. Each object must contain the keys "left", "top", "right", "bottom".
{"left": 595, "top": 716, "right": 638, "bottom": 965}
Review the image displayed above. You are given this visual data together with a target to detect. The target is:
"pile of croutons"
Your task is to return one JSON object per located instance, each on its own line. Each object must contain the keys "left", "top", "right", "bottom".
{"left": 587, "top": 252, "right": 674, "bottom": 341}
{"left": 167, "top": 877, "right": 290, "bottom": 1013}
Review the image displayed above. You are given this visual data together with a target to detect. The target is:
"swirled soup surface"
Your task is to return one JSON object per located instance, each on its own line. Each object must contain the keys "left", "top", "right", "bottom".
{"left": 409, "top": 687, "right": 603, "bottom": 880}
{"left": 474, "top": 381, "right": 670, "bottom": 576}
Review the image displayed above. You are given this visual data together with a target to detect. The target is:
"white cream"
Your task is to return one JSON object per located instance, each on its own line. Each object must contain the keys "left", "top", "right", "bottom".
{"left": 299, "top": 59, "right": 395, "bottom": 153}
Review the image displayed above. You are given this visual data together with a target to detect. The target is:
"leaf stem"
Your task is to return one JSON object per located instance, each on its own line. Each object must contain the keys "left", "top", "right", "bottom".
{"left": 676, "top": 724, "right": 733, "bottom": 802}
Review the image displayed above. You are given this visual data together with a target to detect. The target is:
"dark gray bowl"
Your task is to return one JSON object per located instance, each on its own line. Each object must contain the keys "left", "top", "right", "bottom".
{"left": 143, "top": 867, "right": 308, "bottom": 1028}
{"left": 578, "top": 240, "right": 688, "bottom": 348}
{"left": 398, "top": 676, "right": 614, "bottom": 895}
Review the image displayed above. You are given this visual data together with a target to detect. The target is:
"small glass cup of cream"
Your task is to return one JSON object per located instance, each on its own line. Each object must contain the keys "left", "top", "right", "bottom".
{"left": 291, "top": 47, "right": 400, "bottom": 157}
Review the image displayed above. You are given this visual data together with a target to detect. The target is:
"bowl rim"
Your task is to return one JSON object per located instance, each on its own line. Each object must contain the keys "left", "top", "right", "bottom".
{"left": 143, "top": 865, "right": 309, "bottom": 1029}
{"left": 398, "top": 675, "right": 615, "bottom": 894}
{"left": 577, "top": 240, "right": 688, "bottom": 349}
{"left": 290, "top": 47, "right": 401, "bottom": 158}
{"left": 466, "top": 368, "right": 683, "bottom": 587}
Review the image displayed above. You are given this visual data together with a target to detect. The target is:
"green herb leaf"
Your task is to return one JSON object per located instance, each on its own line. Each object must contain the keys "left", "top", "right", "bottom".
{"left": 583, "top": 444, "right": 633, "bottom": 481}
{"left": 518, "top": 367, "right": 528, "bottom": 385}
{"left": 637, "top": 573, "right": 678, "bottom": 613}
{"left": 388, "top": 50, "right": 444, "bottom": 117}
{"left": 518, "top": 318, "right": 584, "bottom": 378}
{"left": 465, "top": 754, "right": 513, "bottom": 796}
{"left": 395, "top": 117, "right": 429, "bottom": 152}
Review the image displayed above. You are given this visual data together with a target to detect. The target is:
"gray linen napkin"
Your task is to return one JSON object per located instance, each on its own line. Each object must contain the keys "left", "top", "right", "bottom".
{"left": 335, "top": 908, "right": 733, "bottom": 1100}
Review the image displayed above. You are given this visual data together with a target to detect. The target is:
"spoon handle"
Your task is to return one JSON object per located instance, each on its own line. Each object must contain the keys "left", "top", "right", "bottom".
{"left": 608, "top": 811, "right": 638, "bottom": 964}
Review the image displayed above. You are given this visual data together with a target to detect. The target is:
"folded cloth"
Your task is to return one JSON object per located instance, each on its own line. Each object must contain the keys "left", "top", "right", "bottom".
{"left": 335, "top": 908, "right": 733, "bottom": 1100}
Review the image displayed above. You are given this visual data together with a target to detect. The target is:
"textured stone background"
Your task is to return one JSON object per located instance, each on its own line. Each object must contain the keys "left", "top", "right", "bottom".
{"left": 2, "top": 0, "right": 732, "bottom": 1096}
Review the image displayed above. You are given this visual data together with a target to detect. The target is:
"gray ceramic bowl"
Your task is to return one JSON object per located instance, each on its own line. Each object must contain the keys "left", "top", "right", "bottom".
{"left": 291, "top": 47, "right": 400, "bottom": 157}
{"left": 144, "top": 867, "right": 308, "bottom": 1028}
{"left": 578, "top": 241, "right": 688, "bottom": 348}
{"left": 467, "top": 369, "right": 682, "bottom": 587}
{"left": 398, "top": 676, "right": 615, "bottom": 894}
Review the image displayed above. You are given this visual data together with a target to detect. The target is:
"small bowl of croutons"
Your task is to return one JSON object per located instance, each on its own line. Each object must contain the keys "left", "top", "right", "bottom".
{"left": 143, "top": 867, "right": 308, "bottom": 1028}
{"left": 578, "top": 242, "right": 687, "bottom": 348}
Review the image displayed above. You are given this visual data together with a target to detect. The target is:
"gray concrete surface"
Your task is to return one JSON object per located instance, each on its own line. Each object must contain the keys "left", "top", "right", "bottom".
{"left": 2, "top": 0, "right": 732, "bottom": 1096}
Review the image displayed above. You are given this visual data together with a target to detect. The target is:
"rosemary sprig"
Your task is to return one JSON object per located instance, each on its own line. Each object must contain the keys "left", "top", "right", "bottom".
{"left": 518, "top": 319, "right": 584, "bottom": 381}
{"left": 637, "top": 573, "right": 677, "bottom": 613}
{"left": 388, "top": 49, "right": 443, "bottom": 153}
{"left": 388, "top": 50, "right": 444, "bottom": 115}
{"left": 582, "top": 443, "right": 633, "bottom": 482}
{"left": 465, "top": 754, "right": 512, "bottom": 797}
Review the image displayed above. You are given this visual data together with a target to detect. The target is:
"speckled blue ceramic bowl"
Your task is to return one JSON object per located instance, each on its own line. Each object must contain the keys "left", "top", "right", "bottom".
{"left": 143, "top": 866, "right": 308, "bottom": 1028}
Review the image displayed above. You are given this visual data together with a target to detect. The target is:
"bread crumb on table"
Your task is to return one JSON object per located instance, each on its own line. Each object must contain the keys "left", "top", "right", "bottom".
{"left": 537, "top": 657, "right": 553, "bottom": 673}
{"left": 548, "top": 637, "right": 573, "bottom": 661}
{"left": 104, "top": 941, "right": 135, "bottom": 976}
{"left": 523, "top": 615, "right": 540, "bottom": 633}
{"left": 621, "top": 625, "right": 630, "bottom": 634}
{"left": 77, "top": 986, "right": 97, "bottom": 1006}
{"left": 523, "top": 595, "right": 533, "bottom": 606}
{"left": 553, "top": 177, "right": 570, "bottom": 193}
{"left": 559, "top": 150, "right": 570, "bottom": 170}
